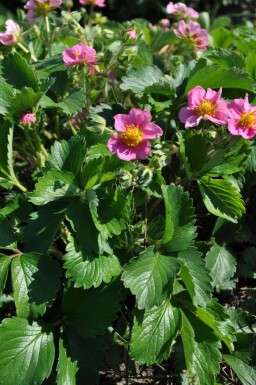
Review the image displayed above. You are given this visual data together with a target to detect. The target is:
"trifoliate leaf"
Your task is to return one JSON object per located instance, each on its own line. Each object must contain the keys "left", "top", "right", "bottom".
{"left": 130, "top": 301, "right": 180, "bottom": 365}
{"left": 0, "top": 317, "right": 55, "bottom": 385}
{"left": 122, "top": 246, "right": 180, "bottom": 310}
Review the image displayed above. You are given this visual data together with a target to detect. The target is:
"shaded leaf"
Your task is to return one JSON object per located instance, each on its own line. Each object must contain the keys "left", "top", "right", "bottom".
{"left": 0, "top": 254, "right": 11, "bottom": 295}
{"left": 11, "top": 253, "right": 61, "bottom": 318}
{"left": 62, "top": 279, "right": 121, "bottom": 338}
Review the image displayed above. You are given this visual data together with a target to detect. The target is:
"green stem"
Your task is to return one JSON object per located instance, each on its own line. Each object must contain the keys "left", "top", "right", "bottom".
{"left": 44, "top": 15, "right": 52, "bottom": 56}
{"left": 17, "top": 42, "right": 37, "bottom": 62}
{"left": 11, "top": 178, "right": 27, "bottom": 192}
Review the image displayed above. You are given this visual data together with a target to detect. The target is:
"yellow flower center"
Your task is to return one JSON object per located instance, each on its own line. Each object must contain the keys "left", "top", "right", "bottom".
{"left": 35, "top": 0, "right": 51, "bottom": 13}
{"left": 195, "top": 99, "right": 216, "bottom": 117}
{"left": 121, "top": 124, "right": 143, "bottom": 147}
{"left": 238, "top": 111, "right": 255, "bottom": 128}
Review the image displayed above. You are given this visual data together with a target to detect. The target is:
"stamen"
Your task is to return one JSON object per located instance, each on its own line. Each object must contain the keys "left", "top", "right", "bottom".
{"left": 239, "top": 111, "right": 255, "bottom": 128}
{"left": 121, "top": 124, "right": 143, "bottom": 147}
{"left": 195, "top": 99, "right": 216, "bottom": 117}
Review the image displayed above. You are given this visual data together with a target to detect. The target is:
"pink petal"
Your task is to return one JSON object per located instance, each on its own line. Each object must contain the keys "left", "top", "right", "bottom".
{"left": 129, "top": 108, "right": 151, "bottom": 129}
{"left": 132, "top": 140, "right": 151, "bottom": 159}
{"left": 179, "top": 107, "right": 200, "bottom": 127}
{"left": 187, "top": 86, "right": 206, "bottom": 107}
{"left": 141, "top": 123, "right": 163, "bottom": 139}
{"left": 228, "top": 99, "right": 245, "bottom": 115}
{"left": 114, "top": 114, "right": 133, "bottom": 132}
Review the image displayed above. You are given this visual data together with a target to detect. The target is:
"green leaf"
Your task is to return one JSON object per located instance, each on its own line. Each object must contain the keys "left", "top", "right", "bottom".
{"left": 0, "top": 317, "right": 55, "bottom": 385}
{"left": 245, "top": 49, "right": 256, "bottom": 81}
{"left": 82, "top": 155, "right": 123, "bottom": 190}
{"left": 46, "top": 136, "right": 86, "bottom": 178}
{"left": 40, "top": 89, "right": 86, "bottom": 116}
{"left": 11, "top": 253, "right": 61, "bottom": 318}
{"left": 29, "top": 170, "right": 79, "bottom": 205}
{"left": 196, "top": 300, "right": 236, "bottom": 351}
{"left": 63, "top": 236, "right": 121, "bottom": 289}
{"left": 0, "top": 254, "right": 11, "bottom": 295}
{"left": 122, "top": 246, "right": 180, "bottom": 310}
{"left": 33, "top": 54, "right": 68, "bottom": 95}
{"left": 60, "top": 330, "right": 105, "bottom": 385}
{"left": 223, "top": 355, "right": 256, "bottom": 385}
{"left": 120, "top": 66, "right": 164, "bottom": 94}
{"left": 0, "top": 215, "right": 17, "bottom": 248}
{"left": 88, "top": 188, "right": 130, "bottom": 239}
{"left": 56, "top": 335, "right": 77, "bottom": 385}
{"left": 66, "top": 201, "right": 99, "bottom": 254}
{"left": 181, "top": 311, "right": 222, "bottom": 385}
{"left": 23, "top": 201, "right": 68, "bottom": 253}
{"left": 0, "top": 120, "right": 15, "bottom": 180}
{"left": 198, "top": 177, "right": 245, "bottom": 223}
{"left": 0, "top": 78, "right": 14, "bottom": 116}
{"left": 204, "top": 49, "right": 245, "bottom": 69}
{"left": 178, "top": 131, "right": 208, "bottom": 176}
{"left": 62, "top": 279, "right": 121, "bottom": 338}
{"left": 1, "top": 52, "right": 39, "bottom": 92}
{"left": 178, "top": 247, "right": 212, "bottom": 307}
{"left": 8, "top": 87, "right": 43, "bottom": 120}
{"left": 205, "top": 242, "right": 236, "bottom": 288}
{"left": 161, "top": 184, "right": 196, "bottom": 252}
{"left": 186, "top": 66, "right": 254, "bottom": 94}
{"left": 130, "top": 301, "right": 180, "bottom": 365}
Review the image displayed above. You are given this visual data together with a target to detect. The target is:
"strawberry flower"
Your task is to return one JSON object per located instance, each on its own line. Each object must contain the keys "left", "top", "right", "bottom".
{"left": 173, "top": 20, "right": 209, "bottom": 51}
{"left": 0, "top": 20, "right": 21, "bottom": 46}
{"left": 24, "top": 0, "right": 62, "bottom": 23}
{"left": 179, "top": 86, "right": 228, "bottom": 128}
{"left": 79, "top": 0, "right": 106, "bottom": 7}
{"left": 107, "top": 108, "right": 163, "bottom": 161}
{"left": 62, "top": 43, "right": 98, "bottom": 74}
{"left": 166, "top": 2, "right": 199, "bottom": 19}
{"left": 227, "top": 94, "right": 256, "bottom": 139}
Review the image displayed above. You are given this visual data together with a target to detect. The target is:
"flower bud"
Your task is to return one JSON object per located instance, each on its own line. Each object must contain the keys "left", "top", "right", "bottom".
{"left": 19, "top": 113, "right": 36, "bottom": 126}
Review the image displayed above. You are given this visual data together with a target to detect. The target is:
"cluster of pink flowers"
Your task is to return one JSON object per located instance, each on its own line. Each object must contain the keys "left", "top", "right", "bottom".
{"left": 0, "top": 20, "right": 21, "bottom": 46}
{"left": 179, "top": 86, "right": 256, "bottom": 139}
{"left": 107, "top": 108, "right": 163, "bottom": 161}
{"left": 79, "top": 0, "right": 106, "bottom": 7}
{"left": 24, "top": 0, "right": 62, "bottom": 23}
{"left": 166, "top": 2, "right": 199, "bottom": 19}
{"left": 173, "top": 20, "right": 209, "bottom": 51}
{"left": 62, "top": 43, "right": 98, "bottom": 74}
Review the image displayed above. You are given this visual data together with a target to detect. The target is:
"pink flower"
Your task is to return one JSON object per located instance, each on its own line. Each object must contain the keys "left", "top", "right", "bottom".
{"left": 166, "top": 2, "right": 199, "bottom": 19}
{"left": 62, "top": 43, "right": 98, "bottom": 74}
{"left": 173, "top": 20, "right": 209, "bottom": 51}
{"left": 107, "top": 108, "right": 163, "bottom": 161}
{"left": 227, "top": 94, "right": 256, "bottom": 139}
{"left": 19, "top": 113, "right": 36, "bottom": 125}
{"left": 69, "top": 109, "right": 87, "bottom": 128}
{"left": 179, "top": 86, "right": 228, "bottom": 128}
{"left": 24, "top": 0, "right": 62, "bottom": 23}
{"left": 125, "top": 29, "right": 137, "bottom": 40}
{"left": 79, "top": 0, "right": 106, "bottom": 7}
{"left": 0, "top": 20, "right": 21, "bottom": 46}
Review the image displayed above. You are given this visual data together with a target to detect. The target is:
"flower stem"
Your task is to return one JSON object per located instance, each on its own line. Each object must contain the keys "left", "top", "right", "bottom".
{"left": 17, "top": 42, "right": 37, "bottom": 62}
{"left": 44, "top": 15, "right": 52, "bottom": 56}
